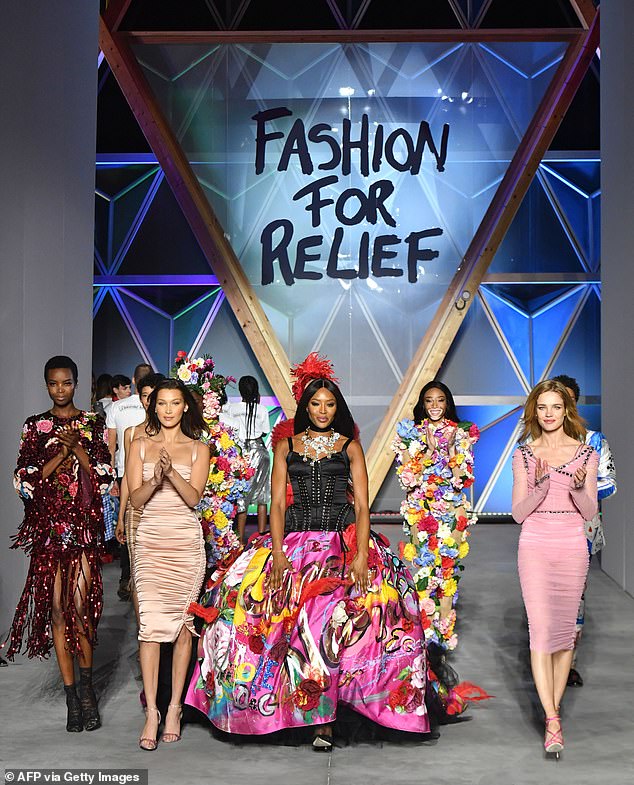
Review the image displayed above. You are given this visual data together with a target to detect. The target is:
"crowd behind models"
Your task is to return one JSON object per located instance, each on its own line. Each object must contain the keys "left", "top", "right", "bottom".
{"left": 3, "top": 353, "right": 615, "bottom": 759}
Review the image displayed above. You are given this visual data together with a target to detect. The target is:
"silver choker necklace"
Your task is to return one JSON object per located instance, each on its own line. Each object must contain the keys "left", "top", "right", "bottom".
{"left": 301, "top": 428, "right": 340, "bottom": 464}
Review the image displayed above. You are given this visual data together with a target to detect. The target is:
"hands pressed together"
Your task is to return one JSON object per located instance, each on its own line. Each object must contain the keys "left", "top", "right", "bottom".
{"left": 535, "top": 456, "right": 586, "bottom": 489}
{"left": 152, "top": 447, "right": 174, "bottom": 486}
{"left": 56, "top": 422, "right": 81, "bottom": 458}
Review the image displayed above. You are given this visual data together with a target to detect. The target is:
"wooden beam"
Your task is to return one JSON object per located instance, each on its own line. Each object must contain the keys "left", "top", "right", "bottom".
{"left": 483, "top": 273, "right": 600, "bottom": 283}
{"left": 569, "top": 0, "right": 596, "bottom": 29}
{"left": 102, "top": 0, "right": 133, "bottom": 32}
{"left": 121, "top": 28, "right": 581, "bottom": 44}
{"left": 99, "top": 17, "right": 296, "bottom": 414}
{"left": 365, "top": 12, "right": 600, "bottom": 503}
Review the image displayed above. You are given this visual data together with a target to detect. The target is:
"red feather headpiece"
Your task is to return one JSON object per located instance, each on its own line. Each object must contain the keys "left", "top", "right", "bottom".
{"left": 290, "top": 352, "right": 338, "bottom": 402}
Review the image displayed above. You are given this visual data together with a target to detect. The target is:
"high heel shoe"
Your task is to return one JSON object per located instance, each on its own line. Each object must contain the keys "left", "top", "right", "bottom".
{"left": 544, "top": 715, "right": 564, "bottom": 755}
{"left": 312, "top": 725, "right": 334, "bottom": 752}
{"left": 64, "top": 685, "right": 83, "bottom": 733}
{"left": 161, "top": 704, "right": 183, "bottom": 743}
{"left": 79, "top": 682, "right": 101, "bottom": 731}
{"left": 139, "top": 707, "right": 160, "bottom": 751}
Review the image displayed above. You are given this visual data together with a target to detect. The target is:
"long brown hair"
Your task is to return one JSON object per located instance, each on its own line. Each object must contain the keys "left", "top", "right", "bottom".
{"left": 519, "top": 380, "right": 586, "bottom": 444}
{"left": 145, "top": 379, "right": 207, "bottom": 439}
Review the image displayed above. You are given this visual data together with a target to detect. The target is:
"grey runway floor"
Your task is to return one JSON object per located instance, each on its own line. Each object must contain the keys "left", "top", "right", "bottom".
{"left": 2, "top": 524, "right": 633, "bottom": 785}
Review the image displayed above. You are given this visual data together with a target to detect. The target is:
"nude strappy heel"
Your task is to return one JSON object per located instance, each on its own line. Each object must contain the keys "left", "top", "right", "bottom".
{"left": 139, "top": 707, "right": 160, "bottom": 751}
{"left": 161, "top": 703, "right": 183, "bottom": 743}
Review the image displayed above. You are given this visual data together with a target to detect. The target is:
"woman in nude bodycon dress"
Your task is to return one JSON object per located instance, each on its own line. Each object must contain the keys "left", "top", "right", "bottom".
{"left": 127, "top": 378, "right": 210, "bottom": 751}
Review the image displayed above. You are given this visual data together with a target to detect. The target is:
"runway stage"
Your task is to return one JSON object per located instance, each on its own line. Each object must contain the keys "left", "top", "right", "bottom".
{"left": 2, "top": 524, "right": 633, "bottom": 785}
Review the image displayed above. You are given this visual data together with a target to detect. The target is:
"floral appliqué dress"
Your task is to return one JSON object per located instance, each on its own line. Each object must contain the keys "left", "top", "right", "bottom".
{"left": 186, "top": 438, "right": 430, "bottom": 735}
{"left": 6, "top": 411, "right": 115, "bottom": 658}
{"left": 392, "top": 418, "right": 479, "bottom": 650}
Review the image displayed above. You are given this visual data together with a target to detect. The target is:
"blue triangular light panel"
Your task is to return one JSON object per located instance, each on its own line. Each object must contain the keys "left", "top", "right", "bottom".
{"left": 540, "top": 166, "right": 590, "bottom": 270}
{"left": 549, "top": 291, "right": 600, "bottom": 397}
{"left": 480, "top": 288, "right": 530, "bottom": 384}
{"left": 474, "top": 407, "right": 520, "bottom": 508}
{"left": 531, "top": 287, "right": 585, "bottom": 380}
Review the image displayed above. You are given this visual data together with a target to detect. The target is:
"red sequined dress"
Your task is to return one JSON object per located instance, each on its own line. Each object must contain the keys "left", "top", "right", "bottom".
{"left": 6, "top": 411, "right": 115, "bottom": 659}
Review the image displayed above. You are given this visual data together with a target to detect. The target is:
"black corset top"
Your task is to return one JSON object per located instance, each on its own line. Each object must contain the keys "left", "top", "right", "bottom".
{"left": 284, "top": 437, "right": 355, "bottom": 533}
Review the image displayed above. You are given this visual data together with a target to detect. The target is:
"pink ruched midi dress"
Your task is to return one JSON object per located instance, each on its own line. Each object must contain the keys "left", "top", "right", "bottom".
{"left": 512, "top": 444, "right": 598, "bottom": 653}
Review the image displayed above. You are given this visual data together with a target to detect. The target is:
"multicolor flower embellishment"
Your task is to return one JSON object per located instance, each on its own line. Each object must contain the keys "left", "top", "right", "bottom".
{"left": 171, "top": 352, "right": 252, "bottom": 569}
{"left": 392, "top": 418, "right": 479, "bottom": 650}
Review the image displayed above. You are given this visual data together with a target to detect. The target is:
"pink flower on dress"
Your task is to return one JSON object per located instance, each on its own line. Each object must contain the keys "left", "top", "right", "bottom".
{"left": 68, "top": 481, "right": 79, "bottom": 498}
{"left": 36, "top": 419, "right": 53, "bottom": 433}
{"left": 399, "top": 468, "right": 418, "bottom": 488}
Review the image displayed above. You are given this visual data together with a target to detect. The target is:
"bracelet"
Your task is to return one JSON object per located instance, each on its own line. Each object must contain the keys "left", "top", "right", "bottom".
{"left": 272, "top": 549, "right": 284, "bottom": 554}
{"left": 573, "top": 481, "right": 585, "bottom": 490}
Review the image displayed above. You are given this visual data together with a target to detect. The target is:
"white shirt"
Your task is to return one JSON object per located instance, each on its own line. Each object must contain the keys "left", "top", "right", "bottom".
{"left": 98, "top": 397, "right": 113, "bottom": 413}
{"left": 106, "top": 394, "right": 145, "bottom": 475}
{"left": 225, "top": 401, "right": 270, "bottom": 443}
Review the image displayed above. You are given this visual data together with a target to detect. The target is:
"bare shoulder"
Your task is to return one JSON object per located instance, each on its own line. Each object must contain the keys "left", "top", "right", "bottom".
{"left": 196, "top": 440, "right": 210, "bottom": 459}
{"left": 274, "top": 438, "right": 291, "bottom": 458}
{"left": 346, "top": 439, "right": 365, "bottom": 460}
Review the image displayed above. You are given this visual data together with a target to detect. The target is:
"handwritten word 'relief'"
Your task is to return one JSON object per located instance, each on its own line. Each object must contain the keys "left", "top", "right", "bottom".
{"left": 253, "top": 107, "right": 449, "bottom": 177}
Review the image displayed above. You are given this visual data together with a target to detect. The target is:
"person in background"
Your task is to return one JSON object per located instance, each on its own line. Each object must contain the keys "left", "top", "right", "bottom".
{"left": 512, "top": 380, "right": 598, "bottom": 755}
{"left": 228, "top": 375, "right": 271, "bottom": 544}
{"left": 115, "top": 373, "right": 164, "bottom": 620}
{"left": 107, "top": 362, "right": 153, "bottom": 600}
{"left": 94, "top": 374, "right": 114, "bottom": 418}
{"left": 4, "top": 356, "right": 115, "bottom": 731}
{"left": 552, "top": 374, "right": 617, "bottom": 687}
{"left": 111, "top": 374, "right": 132, "bottom": 402}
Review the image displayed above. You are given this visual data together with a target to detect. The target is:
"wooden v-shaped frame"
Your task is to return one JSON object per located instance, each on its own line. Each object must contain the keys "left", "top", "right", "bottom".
{"left": 99, "top": 8, "right": 599, "bottom": 503}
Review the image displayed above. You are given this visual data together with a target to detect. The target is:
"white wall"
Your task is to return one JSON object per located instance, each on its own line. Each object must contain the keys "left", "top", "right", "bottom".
{"left": 600, "top": 1, "right": 634, "bottom": 596}
{"left": 0, "top": 2, "right": 99, "bottom": 636}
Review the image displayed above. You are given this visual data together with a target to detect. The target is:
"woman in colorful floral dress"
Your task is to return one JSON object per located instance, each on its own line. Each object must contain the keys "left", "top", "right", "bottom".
{"left": 392, "top": 381, "right": 479, "bottom": 651}
{"left": 186, "top": 378, "right": 431, "bottom": 749}
{"left": 6, "top": 356, "right": 115, "bottom": 732}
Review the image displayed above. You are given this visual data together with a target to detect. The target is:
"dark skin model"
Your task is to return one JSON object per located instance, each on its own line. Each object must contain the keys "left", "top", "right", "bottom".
{"left": 268, "top": 387, "right": 372, "bottom": 742}
{"left": 44, "top": 367, "right": 96, "bottom": 684}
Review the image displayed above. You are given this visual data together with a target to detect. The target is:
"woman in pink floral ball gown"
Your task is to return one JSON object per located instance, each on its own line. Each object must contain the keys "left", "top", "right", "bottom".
{"left": 5, "top": 356, "right": 115, "bottom": 733}
{"left": 513, "top": 379, "right": 598, "bottom": 756}
{"left": 186, "top": 378, "right": 430, "bottom": 750}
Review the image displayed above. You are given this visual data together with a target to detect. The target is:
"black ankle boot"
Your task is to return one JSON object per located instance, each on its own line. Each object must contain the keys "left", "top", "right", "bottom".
{"left": 64, "top": 684, "right": 83, "bottom": 732}
{"left": 79, "top": 668, "right": 101, "bottom": 731}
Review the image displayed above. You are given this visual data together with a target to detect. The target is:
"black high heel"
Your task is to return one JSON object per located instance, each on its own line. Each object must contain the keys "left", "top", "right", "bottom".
{"left": 64, "top": 684, "right": 83, "bottom": 733}
{"left": 79, "top": 668, "right": 101, "bottom": 731}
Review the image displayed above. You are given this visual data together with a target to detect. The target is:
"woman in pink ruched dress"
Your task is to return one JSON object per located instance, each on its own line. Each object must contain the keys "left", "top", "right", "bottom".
{"left": 127, "top": 379, "right": 210, "bottom": 751}
{"left": 512, "top": 380, "right": 598, "bottom": 756}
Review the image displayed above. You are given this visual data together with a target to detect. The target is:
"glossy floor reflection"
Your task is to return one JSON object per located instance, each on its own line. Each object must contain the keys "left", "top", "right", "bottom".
{"left": 2, "top": 524, "right": 633, "bottom": 785}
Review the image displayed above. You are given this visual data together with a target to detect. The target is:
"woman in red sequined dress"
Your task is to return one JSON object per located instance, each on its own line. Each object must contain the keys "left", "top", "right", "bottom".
{"left": 5, "top": 356, "right": 115, "bottom": 732}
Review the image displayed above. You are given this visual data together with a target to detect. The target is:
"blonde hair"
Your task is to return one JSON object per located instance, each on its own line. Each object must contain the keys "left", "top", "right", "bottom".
{"left": 519, "top": 380, "right": 586, "bottom": 444}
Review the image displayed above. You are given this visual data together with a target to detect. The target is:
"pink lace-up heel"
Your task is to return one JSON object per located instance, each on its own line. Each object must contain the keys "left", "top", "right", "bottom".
{"left": 544, "top": 715, "right": 564, "bottom": 757}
